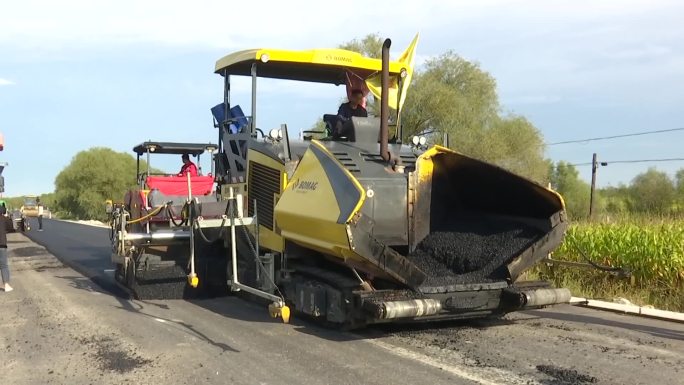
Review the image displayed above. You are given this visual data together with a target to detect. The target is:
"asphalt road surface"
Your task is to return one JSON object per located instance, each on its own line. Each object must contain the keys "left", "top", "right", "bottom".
{"left": 24, "top": 218, "right": 121, "bottom": 294}
{"left": 11, "top": 218, "right": 684, "bottom": 385}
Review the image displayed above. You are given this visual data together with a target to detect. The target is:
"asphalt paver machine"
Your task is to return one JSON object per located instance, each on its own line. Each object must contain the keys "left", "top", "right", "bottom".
{"left": 110, "top": 38, "right": 571, "bottom": 328}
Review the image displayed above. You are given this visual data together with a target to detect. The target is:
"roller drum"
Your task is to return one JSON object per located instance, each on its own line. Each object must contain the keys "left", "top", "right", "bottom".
{"left": 521, "top": 288, "right": 571, "bottom": 308}
{"left": 380, "top": 299, "right": 442, "bottom": 319}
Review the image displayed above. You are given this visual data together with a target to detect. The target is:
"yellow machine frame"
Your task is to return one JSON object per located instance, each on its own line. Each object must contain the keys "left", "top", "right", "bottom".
{"left": 215, "top": 39, "right": 419, "bottom": 257}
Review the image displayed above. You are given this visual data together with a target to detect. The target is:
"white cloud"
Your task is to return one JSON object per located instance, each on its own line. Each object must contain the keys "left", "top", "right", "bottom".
{"left": 0, "top": 0, "right": 462, "bottom": 51}
{"left": 3, "top": 0, "right": 681, "bottom": 108}
{"left": 5, "top": 0, "right": 667, "bottom": 51}
{"left": 0, "top": 78, "right": 15, "bottom": 86}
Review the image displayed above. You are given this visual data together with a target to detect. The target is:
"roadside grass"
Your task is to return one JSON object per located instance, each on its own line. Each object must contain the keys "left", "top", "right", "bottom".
{"left": 532, "top": 216, "right": 684, "bottom": 312}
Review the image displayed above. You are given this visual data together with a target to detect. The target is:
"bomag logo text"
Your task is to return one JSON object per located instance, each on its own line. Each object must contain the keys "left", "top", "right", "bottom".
{"left": 292, "top": 179, "right": 318, "bottom": 191}
{"left": 325, "top": 54, "right": 353, "bottom": 63}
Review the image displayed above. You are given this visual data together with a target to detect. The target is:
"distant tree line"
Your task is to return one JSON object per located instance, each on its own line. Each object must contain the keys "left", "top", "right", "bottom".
{"left": 551, "top": 163, "right": 684, "bottom": 219}
{"left": 5, "top": 148, "right": 158, "bottom": 221}
{"left": 1, "top": 193, "right": 55, "bottom": 212}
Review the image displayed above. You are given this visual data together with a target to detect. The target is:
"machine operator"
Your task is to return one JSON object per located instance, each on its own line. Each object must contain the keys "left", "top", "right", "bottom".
{"left": 334, "top": 89, "right": 367, "bottom": 137}
{"left": 178, "top": 154, "right": 198, "bottom": 177}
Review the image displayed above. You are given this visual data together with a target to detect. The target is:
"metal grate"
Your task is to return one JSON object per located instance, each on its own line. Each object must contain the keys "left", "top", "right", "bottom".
{"left": 360, "top": 152, "right": 417, "bottom": 167}
{"left": 248, "top": 161, "right": 281, "bottom": 230}
{"left": 332, "top": 151, "right": 361, "bottom": 173}
{"left": 399, "top": 154, "right": 417, "bottom": 167}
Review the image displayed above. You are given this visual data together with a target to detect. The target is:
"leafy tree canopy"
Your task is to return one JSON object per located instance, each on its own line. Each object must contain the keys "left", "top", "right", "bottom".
{"left": 53, "top": 147, "right": 154, "bottom": 220}
{"left": 628, "top": 168, "right": 676, "bottom": 214}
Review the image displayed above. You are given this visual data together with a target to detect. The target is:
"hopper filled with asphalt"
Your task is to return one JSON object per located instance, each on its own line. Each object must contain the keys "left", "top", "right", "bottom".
{"left": 399, "top": 149, "right": 567, "bottom": 294}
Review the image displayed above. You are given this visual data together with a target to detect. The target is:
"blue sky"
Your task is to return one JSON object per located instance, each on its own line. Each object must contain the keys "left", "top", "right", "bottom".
{"left": 1, "top": 0, "right": 684, "bottom": 196}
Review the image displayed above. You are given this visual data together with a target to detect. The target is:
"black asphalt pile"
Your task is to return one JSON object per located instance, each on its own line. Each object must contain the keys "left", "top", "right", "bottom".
{"left": 408, "top": 214, "right": 542, "bottom": 287}
{"left": 133, "top": 264, "right": 189, "bottom": 300}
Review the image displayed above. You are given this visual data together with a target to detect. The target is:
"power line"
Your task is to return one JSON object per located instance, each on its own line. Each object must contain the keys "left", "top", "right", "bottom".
{"left": 570, "top": 157, "right": 684, "bottom": 167}
{"left": 547, "top": 127, "right": 684, "bottom": 146}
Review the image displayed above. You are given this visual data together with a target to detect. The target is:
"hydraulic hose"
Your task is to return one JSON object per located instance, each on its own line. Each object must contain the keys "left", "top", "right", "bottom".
{"left": 126, "top": 205, "right": 165, "bottom": 224}
{"left": 166, "top": 202, "right": 189, "bottom": 227}
{"left": 570, "top": 239, "right": 626, "bottom": 273}
{"left": 192, "top": 199, "right": 231, "bottom": 244}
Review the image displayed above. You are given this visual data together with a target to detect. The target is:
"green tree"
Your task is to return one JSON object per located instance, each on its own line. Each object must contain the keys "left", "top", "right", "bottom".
{"left": 336, "top": 35, "right": 549, "bottom": 183}
{"left": 0, "top": 195, "right": 53, "bottom": 211}
{"left": 549, "top": 161, "right": 593, "bottom": 219}
{"left": 599, "top": 184, "right": 632, "bottom": 215}
{"left": 674, "top": 168, "right": 684, "bottom": 211}
{"left": 676, "top": 168, "right": 684, "bottom": 191}
{"left": 401, "top": 51, "right": 548, "bottom": 182}
{"left": 39, "top": 192, "right": 56, "bottom": 210}
{"left": 629, "top": 168, "right": 676, "bottom": 214}
{"left": 1, "top": 196, "right": 25, "bottom": 210}
{"left": 54, "top": 147, "right": 152, "bottom": 220}
{"left": 402, "top": 52, "right": 499, "bottom": 138}
{"left": 339, "top": 33, "right": 383, "bottom": 58}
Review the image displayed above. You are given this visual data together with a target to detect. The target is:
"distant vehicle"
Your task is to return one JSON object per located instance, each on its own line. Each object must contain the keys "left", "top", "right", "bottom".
{"left": 20, "top": 195, "right": 40, "bottom": 217}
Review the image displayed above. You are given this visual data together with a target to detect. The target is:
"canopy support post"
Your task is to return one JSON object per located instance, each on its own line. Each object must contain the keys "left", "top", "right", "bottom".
{"left": 396, "top": 77, "right": 404, "bottom": 143}
{"left": 136, "top": 154, "right": 141, "bottom": 188}
{"left": 251, "top": 63, "right": 257, "bottom": 137}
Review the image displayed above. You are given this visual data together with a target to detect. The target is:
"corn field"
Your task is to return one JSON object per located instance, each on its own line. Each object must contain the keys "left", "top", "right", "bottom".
{"left": 537, "top": 219, "right": 684, "bottom": 311}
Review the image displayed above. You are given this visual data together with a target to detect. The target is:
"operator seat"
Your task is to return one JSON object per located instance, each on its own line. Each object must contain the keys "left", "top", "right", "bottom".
{"left": 211, "top": 102, "right": 250, "bottom": 184}
{"left": 326, "top": 114, "right": 357, "bottom": 141}
{"left": 327, "top": 116, "right": 381, "bottom": 143}
{"left": 211, "top": 104, "right": 249, "bottom": 133}
{"left": 349, "top": 117, "right": 381, "bottom": 144}
{"left": 322, "top": 114, "right": 337, "bottom": 137}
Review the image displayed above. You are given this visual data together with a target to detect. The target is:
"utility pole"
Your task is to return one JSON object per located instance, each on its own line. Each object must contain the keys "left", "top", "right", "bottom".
{"left": 589, "top": 153, "right": 598, "bottom": 218}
